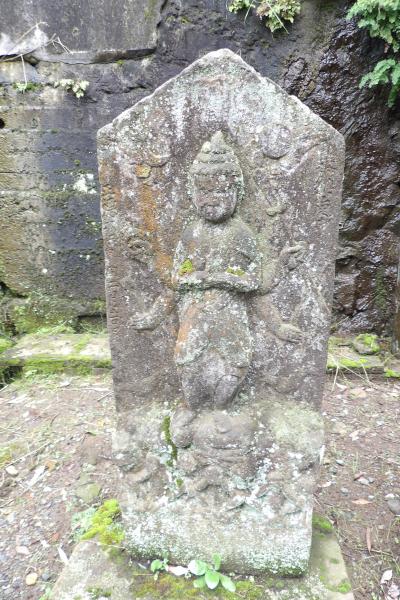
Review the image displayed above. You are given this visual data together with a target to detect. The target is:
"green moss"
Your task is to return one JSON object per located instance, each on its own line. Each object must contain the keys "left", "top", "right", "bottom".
{"left": 73, "top": 333, "right": 92, "bottom": 352}
{"left": 134, "top": 573, "right": 268, "bottom": 599}
{"left": 384, "top": 368, "right": 400, "bottom": 378}
{"left": 161, "top": 416, "right": 178, "bottom": 466}
{"left": 354, "top": 333, "right": 380, "bottom": 353}
{"left": 179, "top": 259, "right": 195, "bottom": 276}
{"left": 327, "top": 355, "right": 368, "bottom": 370}
{"left": 327, "top": 579, "right": 352, "bottom": 594}
{"left": 81, "top": 499, "right": 124, "bottom": 548}
{"left": 11, "top": 295, "right": 78, "bottom": 334}
{"left": 234, "top": 580, "right": 263, "bottom": 598}
{"left": 13, "top": 82, "right": 43, "bottom": 93}
{"left": 312, "top": 514, "right": 333, "bottom": 534}
{"left": 116, "top": 59, "right": 125, "bottom": 66}
{"left": 10, "top": 354, "right": 111, "bottom": 377}
{"left": 87, "top": 587, "right": 112, "bottom": 599}
{"left": 0, "top": 337, "right": 13, "bottom": 354}
{"left": 35, "top": 324, "right": 75, "bottom": 335}
{"left": 0, "top": 445, "right": 12, "bottom": 467}
{"left": 226, "top": 266, "right": 245, "bottom": 276}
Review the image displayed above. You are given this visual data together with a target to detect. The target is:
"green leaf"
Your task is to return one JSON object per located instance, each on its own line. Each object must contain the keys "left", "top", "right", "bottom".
{"left": 188, "top": 559, "right": 207, "bottom": 576}
{"left": 205, "top": 570, "right": 220, "bottom": 589}
{"left": 220, "top": 574, "right": 236, "bottom": 592}
{"left": 193, "top": 576, "right": 206, "bottom": 589}
{"left": 150, "top": 559, "right": 164, "bottom": 572}
{"left": 212, "top": 553, "right": 221, "bottom": 571}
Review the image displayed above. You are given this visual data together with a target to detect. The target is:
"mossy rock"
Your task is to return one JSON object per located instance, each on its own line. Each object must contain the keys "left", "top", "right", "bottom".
{"left": 352, "top": 333, "right": 380, "bottom": 355}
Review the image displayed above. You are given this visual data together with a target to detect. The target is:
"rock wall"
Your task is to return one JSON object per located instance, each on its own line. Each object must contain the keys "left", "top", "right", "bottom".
{"left": 0, "top": 0, "right": 398, "bottom": 334}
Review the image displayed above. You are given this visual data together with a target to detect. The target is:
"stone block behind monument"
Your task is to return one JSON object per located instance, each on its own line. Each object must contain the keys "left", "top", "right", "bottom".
{"left": 98, "top": 49, "right": 345, "bottom": 575}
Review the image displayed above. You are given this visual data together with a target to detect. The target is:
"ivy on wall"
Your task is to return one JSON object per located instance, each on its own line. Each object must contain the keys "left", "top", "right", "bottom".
{"left": 347, "top": 0, "right": 400, "bottom": 106}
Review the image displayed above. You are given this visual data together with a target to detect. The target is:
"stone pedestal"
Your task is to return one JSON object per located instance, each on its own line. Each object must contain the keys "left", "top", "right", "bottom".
{"left": 98, "top": 49, "right": 345, "bottom": 574}
{"left": 50, "top": 530, "right": 354, "bottom": 600}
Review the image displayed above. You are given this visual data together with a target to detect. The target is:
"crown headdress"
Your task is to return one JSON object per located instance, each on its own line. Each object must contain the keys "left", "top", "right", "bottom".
{"left": 190, "top": 131, "right": 243, "bottom": 179}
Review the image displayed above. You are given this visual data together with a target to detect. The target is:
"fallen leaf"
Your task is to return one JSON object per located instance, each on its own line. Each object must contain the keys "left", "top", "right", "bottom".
{"left": 352, "top": 499, "right": 372, "bottom": 505}
{"left": 45, "top": 460, "right": 57, "bottom": 472}
{"left": 49, "top": 531, "right": 60, "bottom": 543}
{"left": 381, "top": 569, "right": 393, "bottom": 584}
{"left": 27, "top": 465, "right": 46, "bottom": 487}
{"left": 58, "top": 546, "right": 69, "bottom": 565}
{"left": 59, "top": 380, "right": 71, "bottom": 387}
{"left": 167, "top": 565, "right": 189, "bottom": 577}
{"left": 366, "top": 527, "right": 372, "bottom": 552}
{"left": 5, "top": 465, "right": 18, "bottom": 476}
{"left": 26, "top": 573, "right": 38, "bottom": 586}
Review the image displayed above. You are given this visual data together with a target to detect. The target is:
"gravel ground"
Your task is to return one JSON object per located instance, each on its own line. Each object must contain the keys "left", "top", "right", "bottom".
{"left": 0, "top": 371, "right": 399, "bottom": 599}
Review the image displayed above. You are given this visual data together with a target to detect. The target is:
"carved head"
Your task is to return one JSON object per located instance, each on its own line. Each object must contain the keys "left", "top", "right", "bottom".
{"left": 189, "top": 131, "right": 243, "bottom": 223}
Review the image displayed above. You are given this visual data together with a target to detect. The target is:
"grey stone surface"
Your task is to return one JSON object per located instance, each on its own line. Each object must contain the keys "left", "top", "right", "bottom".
{"left": 0, "top": 333, "right": 111, "bottom": 371}
{"left": 0, "top": 0, "right": 162, "bottom": 61}
{"left": 50, "top": 531, "right": 354, "bottom": 599}
{"left": 98, "top": 49, "right": 344, "bottom": 574}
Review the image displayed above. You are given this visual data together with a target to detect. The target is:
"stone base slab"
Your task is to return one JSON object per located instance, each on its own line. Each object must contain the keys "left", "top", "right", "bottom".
{"left": 50, "top": 530, "right": 354, "bottom": 599}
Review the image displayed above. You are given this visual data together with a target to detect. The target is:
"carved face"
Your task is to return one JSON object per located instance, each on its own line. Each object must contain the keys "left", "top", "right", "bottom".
{"left": 192, "top": 174, "right": 238, "bottom": 223}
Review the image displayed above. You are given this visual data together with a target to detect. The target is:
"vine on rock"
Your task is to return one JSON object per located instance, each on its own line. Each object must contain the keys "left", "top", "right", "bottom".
{"left": 347, "top": 0, "right": 400, "bottom": 106}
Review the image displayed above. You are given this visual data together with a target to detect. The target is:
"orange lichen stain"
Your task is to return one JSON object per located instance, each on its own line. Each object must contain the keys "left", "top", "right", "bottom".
{"left": 174, "top": 304, "right": 200, "bottom": 360}
{"left": 136, "top": 183, "right": 172, "bottom": 284}
{"left": 155, "top": 253, "right": 173, "bottom": 284}
{"left": 135, "top": 164, "right": 151, "bottom": 178}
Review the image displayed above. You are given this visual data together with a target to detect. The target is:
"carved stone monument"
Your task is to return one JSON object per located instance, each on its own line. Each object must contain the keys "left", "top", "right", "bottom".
{"left": 98, "top": 49, "right": 345, "bottom": 575}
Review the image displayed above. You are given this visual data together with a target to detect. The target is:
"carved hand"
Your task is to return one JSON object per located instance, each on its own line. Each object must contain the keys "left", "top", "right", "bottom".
{"left": 280, "top": 244, "right": 304, "bottom": 271}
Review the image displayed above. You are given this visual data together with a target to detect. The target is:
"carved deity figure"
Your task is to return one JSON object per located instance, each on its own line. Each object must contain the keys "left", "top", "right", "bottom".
{"left": 171, "top": 132, "right": 261, "bottom": 409}
{"left": 130, "top": 131, "right": 304, "bottom": 411}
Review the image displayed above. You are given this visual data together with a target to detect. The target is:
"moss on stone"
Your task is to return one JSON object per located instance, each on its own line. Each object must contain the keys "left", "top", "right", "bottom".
{"left": 327, "top": 355, "right": 368, "bottom": 370}
{"left": 226, "top": 266, "right": 245, "bottom": 276}
{"left": 179, "top": 258, "right": 194, "bottom": 276}
{"left": 161, "top": 415, "right": 178, "bottom": 465}
{"left": 13, "top": 355, "right": 110, "bottom": 376}
{"left": 336, "top": 579, "right": 351, "bottom": 593}
{"left": 0, "top": 337, "right": 12, "bottom": 354}
{"left": 81, "top": 499, "right": 124, "bottom": 548}
{"left": 86, "top": 587, "right": 112, "bottom": 599}
{"left": 354, "top": 333, "right": 380, "bottom": 353}
{"left": 384, "top": 368, "right": 400, "bottom": 379}
{"left": 73, "top": 333, "right": 92, "bottom": 352}
{"left": 312, "top": 514, "right": 334, "bottom": 534}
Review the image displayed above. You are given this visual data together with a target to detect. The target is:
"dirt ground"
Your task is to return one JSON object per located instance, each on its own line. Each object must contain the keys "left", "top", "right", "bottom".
{"left": 0, "top": 370, "right": 399, "bottom": 600}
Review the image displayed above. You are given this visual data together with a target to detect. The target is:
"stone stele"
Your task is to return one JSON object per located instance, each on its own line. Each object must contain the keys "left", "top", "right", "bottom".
{"left": 98, "top": 49, "right": 345, "bottom": 576}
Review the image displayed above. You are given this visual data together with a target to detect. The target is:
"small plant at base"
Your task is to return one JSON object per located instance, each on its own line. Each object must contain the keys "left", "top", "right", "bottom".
{"left": 188, "top": 553, "right": 236, "bottom": 592}
{"left": 54, "top": 79, "right": 89, "bottom": 98}
{"left": 150, "top": 557, "right": 169, "bottom": 579}
{"left": 228, "top": 0, "right": 302, "bottom": 33}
